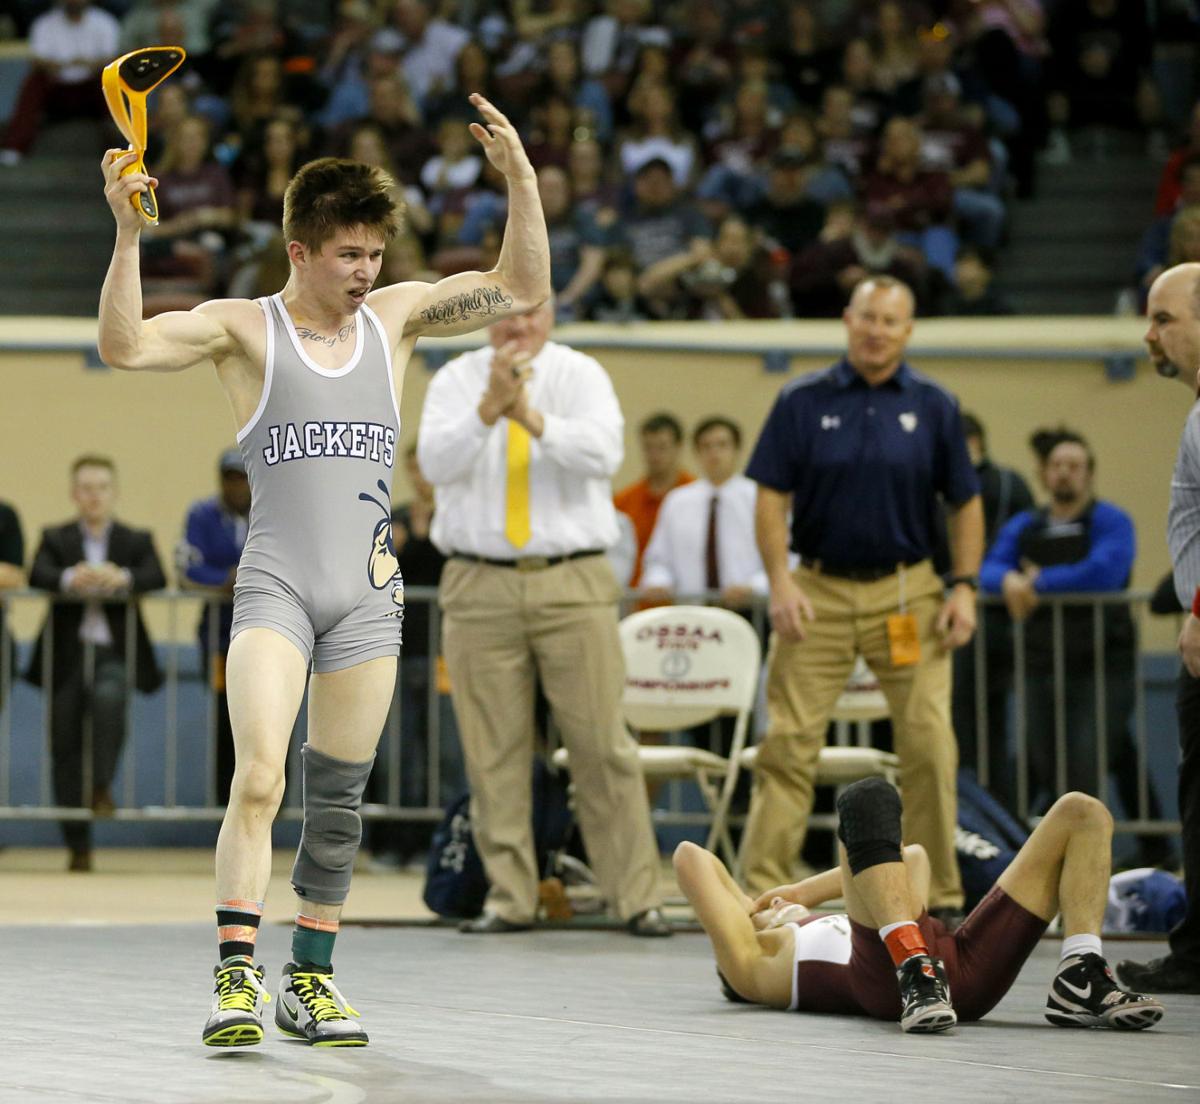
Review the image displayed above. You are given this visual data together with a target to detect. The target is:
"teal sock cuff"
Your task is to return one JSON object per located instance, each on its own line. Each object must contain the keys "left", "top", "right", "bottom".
{"left": 292, "top": 925, "right": 337, "bottom": 971}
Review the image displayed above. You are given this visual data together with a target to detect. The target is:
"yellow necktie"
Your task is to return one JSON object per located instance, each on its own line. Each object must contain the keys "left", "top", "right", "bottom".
{"left": 505, "top": 419, "right": 532, "bottom": 548}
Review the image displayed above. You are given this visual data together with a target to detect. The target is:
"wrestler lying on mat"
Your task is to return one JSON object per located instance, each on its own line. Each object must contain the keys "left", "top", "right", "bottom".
{"left": 675, "top": 778, "right": 1165, "bottom": 1033}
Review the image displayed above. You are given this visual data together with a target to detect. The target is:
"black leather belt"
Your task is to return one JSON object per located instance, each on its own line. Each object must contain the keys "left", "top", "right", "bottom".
{"left": 798, "top": 555, "right": 924, "bottom": 582}
{"left": 452, "top": 549, "right": 604, "bottom": 573}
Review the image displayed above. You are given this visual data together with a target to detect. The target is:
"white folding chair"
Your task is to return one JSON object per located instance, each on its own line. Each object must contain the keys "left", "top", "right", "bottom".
{"left": 551, "top": 605, "right": 761, "bottom": 867}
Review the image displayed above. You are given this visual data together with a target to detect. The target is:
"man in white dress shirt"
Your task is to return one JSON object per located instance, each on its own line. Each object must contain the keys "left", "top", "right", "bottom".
{"left": 417, "top": 300, "right": 669, "bottom": 936}
{"left": 641, "top": 417, "right": 767, "bottom": 607}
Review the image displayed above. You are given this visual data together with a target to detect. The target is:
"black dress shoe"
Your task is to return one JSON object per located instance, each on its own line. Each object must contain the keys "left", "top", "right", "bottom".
{"left": 1116, "top": 954, "right": 1200, "bottom": 994}
{"left": 628, "top": 907, "right": 673, "bottom": 937}
{"left": 458, "top": 912, "right": 533, "bottom": 934}
{"left": 929, "top": 907, "right": 965, "bottom": 933}
{"left": 67, "top": 847, "right": 92, "bottom": 873}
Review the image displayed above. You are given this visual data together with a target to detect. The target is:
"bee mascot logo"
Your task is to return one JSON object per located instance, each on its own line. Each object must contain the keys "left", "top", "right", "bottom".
{"left": 358, "top": 480, "right": 404, "bottom": 619}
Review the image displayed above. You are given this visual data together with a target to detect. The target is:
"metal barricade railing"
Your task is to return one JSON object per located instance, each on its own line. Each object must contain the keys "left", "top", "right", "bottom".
{"left": 0, "top": 586, "right": 1182, "bottom": 840}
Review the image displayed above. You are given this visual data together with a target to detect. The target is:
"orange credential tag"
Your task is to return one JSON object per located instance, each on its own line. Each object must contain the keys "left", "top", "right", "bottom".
{"left": 886, "top": 612, "right": 921, "bottom": 667}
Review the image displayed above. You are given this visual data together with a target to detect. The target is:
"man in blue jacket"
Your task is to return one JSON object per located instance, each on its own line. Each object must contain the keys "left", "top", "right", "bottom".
{"left": 980, "top": 432, "right": 1169, "bottom": 861}
{"left": 177, "top": 448, "right": 249, "bottom": 805}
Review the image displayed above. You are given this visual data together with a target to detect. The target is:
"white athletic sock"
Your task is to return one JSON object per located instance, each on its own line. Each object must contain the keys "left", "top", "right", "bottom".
{"left": 879, "top": 920, "right": 919, "bottom": 941}
{"left": 1060, "top": 933, "right": 1103, "bottom": 963}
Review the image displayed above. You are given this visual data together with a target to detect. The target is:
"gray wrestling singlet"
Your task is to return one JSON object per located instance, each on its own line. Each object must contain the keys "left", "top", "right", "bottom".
{"left": 230, "top": 292, "right": 404, "bottom": 671}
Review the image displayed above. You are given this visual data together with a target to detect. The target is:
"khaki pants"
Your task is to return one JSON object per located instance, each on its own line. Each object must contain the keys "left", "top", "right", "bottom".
{"left": 440, "top": 555, "right": 662, "bottom": 924}
{"left": 739, "top": 560, "right": 963, "bottom": 909}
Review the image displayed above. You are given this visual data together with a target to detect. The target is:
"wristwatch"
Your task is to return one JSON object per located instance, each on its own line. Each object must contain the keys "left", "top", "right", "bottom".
{"left": 948, "top": 574, "right": 979, "bottom": 590}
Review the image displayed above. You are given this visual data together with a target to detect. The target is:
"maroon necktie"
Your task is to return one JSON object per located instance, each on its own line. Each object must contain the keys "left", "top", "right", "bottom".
{"left": 705, "top": 494, "right": 720, "bottom": 591}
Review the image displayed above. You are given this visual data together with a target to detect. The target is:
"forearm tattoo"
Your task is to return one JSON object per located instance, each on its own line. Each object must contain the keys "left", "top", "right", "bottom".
{"left": 296, "top": 321, "right": 356, "bottom": 347}
{"left": 420, "top": 285, "right": 513, "bottom": 326}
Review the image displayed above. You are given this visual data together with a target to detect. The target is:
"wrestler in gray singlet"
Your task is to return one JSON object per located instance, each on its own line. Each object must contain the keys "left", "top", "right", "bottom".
{"left": 231, "top": 292, "right": 403, "bottom": 671}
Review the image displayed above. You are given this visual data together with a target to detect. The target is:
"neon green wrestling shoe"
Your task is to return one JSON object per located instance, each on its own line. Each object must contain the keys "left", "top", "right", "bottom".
{"left": 275, "top": 962, "right": 369, "bottom": 1046}
{"left": 202, "top": 960, "right": 270, "bottom": 1046}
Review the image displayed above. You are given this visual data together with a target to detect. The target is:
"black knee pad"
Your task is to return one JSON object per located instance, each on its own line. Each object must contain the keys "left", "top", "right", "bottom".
{"left": 835, "top": 777, "right": 903, "bottom": 876}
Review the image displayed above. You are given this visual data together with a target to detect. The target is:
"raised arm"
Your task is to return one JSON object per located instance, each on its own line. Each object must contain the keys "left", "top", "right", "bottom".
{"left": 372, "top": 96, "right": 550, "bottom": 340}
{"left": 97, "top": 150, "right": 239, "bottom": 373}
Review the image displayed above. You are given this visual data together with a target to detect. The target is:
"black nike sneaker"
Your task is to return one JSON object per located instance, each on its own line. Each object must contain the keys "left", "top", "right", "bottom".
{"left": 897, "top": 954, "right": 957, "bottom": 1033}
{"left": 1046, "top": 953, "right": 1165, "bottom": 1030}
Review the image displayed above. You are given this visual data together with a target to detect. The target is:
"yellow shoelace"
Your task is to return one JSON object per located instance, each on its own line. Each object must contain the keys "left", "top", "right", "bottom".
{"left": 292, "top": 972, "right": 360, "bottom": 1022}
{"left": 216, "top": 964, "right": 270, "bottom": 1012}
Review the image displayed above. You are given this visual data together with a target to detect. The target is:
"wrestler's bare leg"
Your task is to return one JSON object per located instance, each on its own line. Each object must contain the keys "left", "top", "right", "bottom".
{"left": 216, "top": 628, "right": 308, "bottom": 903}
{"left": 996, "top": 791, "right": 1113, "bottom": 933}
{"left": 294, "top": 655, "right": 397, "bottom": 926}
{"left": 839, "top": 843, "right": 931, "bottom": 929}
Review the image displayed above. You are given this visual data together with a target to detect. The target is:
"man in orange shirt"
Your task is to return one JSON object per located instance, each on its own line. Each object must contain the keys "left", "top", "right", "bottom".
{"left": 614, "top": 412, "right": 694, "bottom": 586}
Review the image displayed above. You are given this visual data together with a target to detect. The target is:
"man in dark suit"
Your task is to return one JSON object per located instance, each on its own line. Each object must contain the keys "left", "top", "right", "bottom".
{"left": 26, "top": 455, "right": 166, "bottom": 871}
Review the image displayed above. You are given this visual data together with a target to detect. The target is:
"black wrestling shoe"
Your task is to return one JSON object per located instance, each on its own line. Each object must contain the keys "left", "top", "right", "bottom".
{"left": 1116, "top": 955, "right": 1200, "bottom": 995}
{"left": 1046, "top": 953, "right": 1164, "bottom": 1030}
{"left": 897, "top": 954, "right": 956, "bottom": 1033}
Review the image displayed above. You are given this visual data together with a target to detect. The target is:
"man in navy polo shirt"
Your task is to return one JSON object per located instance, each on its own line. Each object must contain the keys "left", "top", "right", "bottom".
{"left": 739, "top": 276, "right": 983, "bottom": 922}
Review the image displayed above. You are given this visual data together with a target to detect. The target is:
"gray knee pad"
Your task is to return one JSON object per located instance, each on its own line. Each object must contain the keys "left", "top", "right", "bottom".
{"left": 291, "top": 744, "right": 375, "bottom": 905}
{"left": 835, "top": 777, "right": 902, "bottom": 876}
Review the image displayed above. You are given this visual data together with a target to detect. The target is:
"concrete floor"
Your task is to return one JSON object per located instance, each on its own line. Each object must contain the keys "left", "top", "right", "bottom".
{"left": 6, "top": 922, "right": 1198, "bottom": 1104}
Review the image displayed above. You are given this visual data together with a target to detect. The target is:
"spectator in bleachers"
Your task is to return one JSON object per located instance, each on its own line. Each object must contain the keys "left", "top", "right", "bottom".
{"left": 772, "top": 0, "right": 837, "bottom": 111}
{"left": 141, "top": 114, "right": 237, "bottom": 293}
{"left": 327, "top": 71, "right": 433, "bottom": 186}
{"left": 791, "top": 202, "right": 929, "bottom": 318}
{"left": 835, "top": 37, "right": 890, "bottom": 133}
{"left": 121, "top": 0, "right": 211, "bottom": 58}
{"left": 772, "top": 111, "right": 854, "bottom": 206}
{"left": 641, "top": 416, "right": 766, "bottom": 610}
{"left": 668, "top": 0, "right": 736, "bottom": 133}
{"left": 423, "top": 39, "right": 497, "bottom": 128}
{"left": 580, "top": 0, "right": 670, "bottom": 100}
{"left": 538, "top": 165, "right": 607, "bottom": 321}
{"left": 744, "top": 148, "right": 827, "bottom": 256}
{"left": 1155, "top": 102, "right": 1200, "bottom": 217}
{"left": 618, "top": 80, "right": 698, "bottom": 188}
{"left": 236, "top": 115, "right": 304, "bottom": 238}
{"left": 378, "top": 230, "right": 439, "bottom": 286}
{"left": 313, "top": 0, "right": 377, "bottom": 121}
{"left": 917, "top": 73, "right": 1006, "bottom": 253}
{"left": 567, "top": 135, "right": 620, "bottom": 221}
{"left": 523, "top": 92, "right": 576, "bottom": 171}
{"left": 943, "top": 246, "right": 1014, "bottom": 316}
{"left": 980, "top": 431, "right": 1171, "bottom": 863}
{"left": 863, "top": 115, "right": 958, "bottom": 281}
{"left": 696, "top": 78, "right": 781, "bottom": 217}
{"left": 815, "top": 84, "right": 873, "bottom": 178}
{"left": 1168, "top": 208, "right": 1200, "bottom": 273}
{"left": 955, "top": 1, "right": 1048, "bottom": 195}
{"left": 614, "top": 411, "right": 694, "bottom": 587}
{"left": 419, "top": 113, "right": 484, "bottom": 220}
{"left": 177, "top": 448, "right": 249, "bottom": 807}
{"left": 315, "top": 30, "right": 404, "bottom": 132}
{"left": 1136, "top": 154, "right": 1200, "bottom": 303}
{"left": 615, "top": 156, "right": 711, "bottom": 318}
{"left": 374, "top": 0, "right": 470, "bottom": 110}
{"left": 0, "top": 0, "right": 119, "bottom": 165}
{"left": 870, "top": 0, "right": 919, "bottom": 96}
{"left": 588, "top": 249, "right": 651, "bottom": 323}
{"left": 676, "top": 213, "right": 789, "bottom": 321}
{"left": 144, "top": 80, "right": 191, "bottom": 164}
{"left": 25, "top": 456, "right": 166, "bottom": 872}
{"left": 1046, "top": 0, "right": 1157, "bottom": 154}
{"left": 541, "top": 38, "right": 613, "bottom": 144}
{"left": 226, "top": 53, "right": 294, "bottom": 157}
